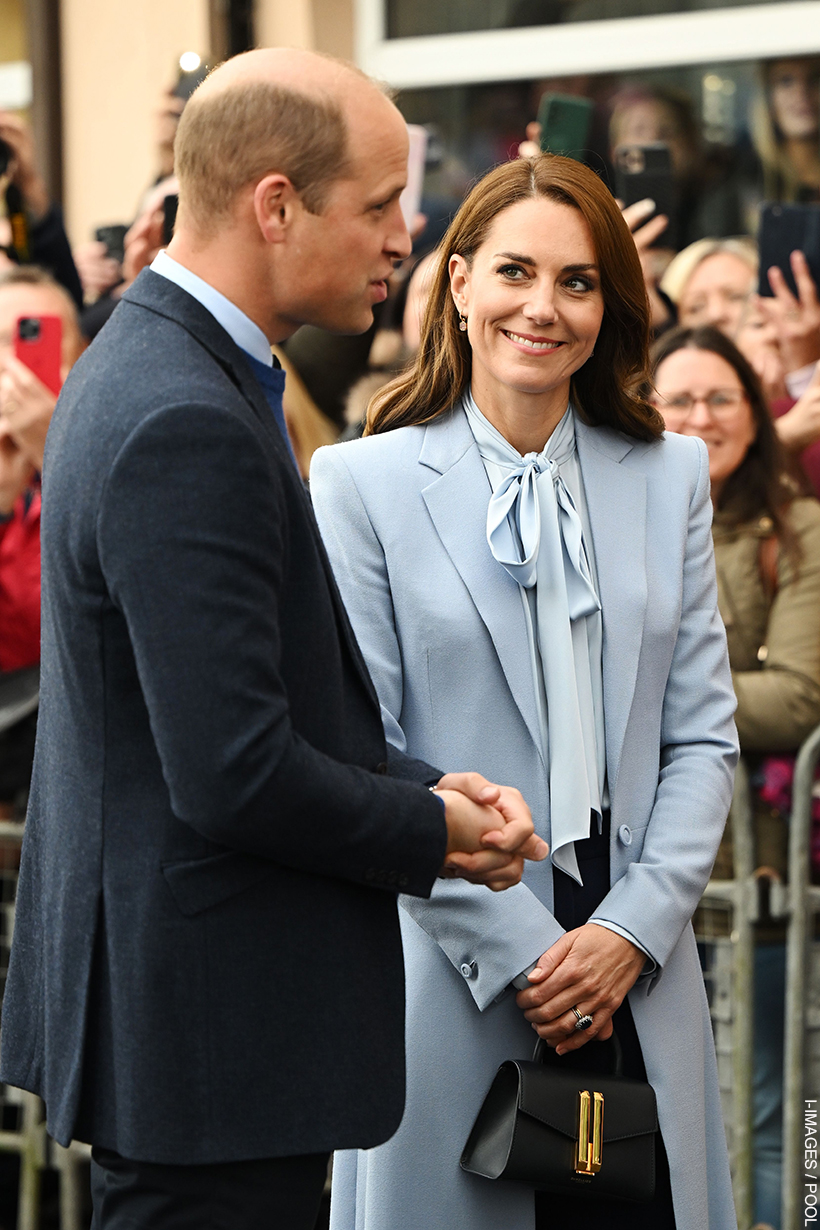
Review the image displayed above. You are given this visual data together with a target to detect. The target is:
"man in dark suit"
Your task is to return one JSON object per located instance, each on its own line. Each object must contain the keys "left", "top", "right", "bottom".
{"left": 0, "top": 48, "right": 546, "bottom": 1230}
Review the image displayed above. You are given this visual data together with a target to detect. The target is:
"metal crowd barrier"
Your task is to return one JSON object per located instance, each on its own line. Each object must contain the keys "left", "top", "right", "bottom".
{"left": 0, "top": 668, "right": 92, "bottom": 1230}
{"left": 698, "top": 724, "right": 820, "bottom": 1230}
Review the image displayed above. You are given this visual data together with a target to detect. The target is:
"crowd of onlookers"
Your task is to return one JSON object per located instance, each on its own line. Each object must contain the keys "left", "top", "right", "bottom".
{"left": 0, "top": 50, "right": 819, "bottom": 1230}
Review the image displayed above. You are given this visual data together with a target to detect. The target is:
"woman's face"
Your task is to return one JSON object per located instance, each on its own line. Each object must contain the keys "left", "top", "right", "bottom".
{"left": 768, "top": 58, "right": 820, "bottom": 141}
{"left": 449, "top": 197, "right": 604, "bottom": 406}
{"left": 653, "top": 347, "right": 756, "bottom": 491}
{"left": 678, "top": 253, "right": 756, "bottom": 335}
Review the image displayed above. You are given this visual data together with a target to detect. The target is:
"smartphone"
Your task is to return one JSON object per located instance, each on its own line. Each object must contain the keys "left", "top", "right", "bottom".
{"left": 400, "top": 125, "right": 428, "bottom": 230}
{"left": 95, "top": 224, "right": 128, "bottom": 265}
{"left": 162, "top": 194, "right": 179, "bottom": 246}
{"left": 758, "top": 202, "right": 820, "bottom": 298}
{"left": 14, "top": 316, "right": 62, "bottom": 395}
{"left": 537, "top": 93, "right": 593, "bottom": 161}
{"left": 613, "top": 142, "right": 679, "bottom": 251}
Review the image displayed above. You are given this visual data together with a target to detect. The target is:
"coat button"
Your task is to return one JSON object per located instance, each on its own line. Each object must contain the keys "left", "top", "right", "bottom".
{"left": 618, "top": 824, "right": 633, "bottom": 846}
{"left": 460, "top": 961, "right": 477, "bottom": 979}
{"left": 375, "top": 762, "right": 388, "bottom": 775}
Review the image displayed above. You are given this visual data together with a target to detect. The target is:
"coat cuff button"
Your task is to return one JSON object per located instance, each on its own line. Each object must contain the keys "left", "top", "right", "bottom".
{"left": 460, "top": 961, "right": 477, "bottom": 979}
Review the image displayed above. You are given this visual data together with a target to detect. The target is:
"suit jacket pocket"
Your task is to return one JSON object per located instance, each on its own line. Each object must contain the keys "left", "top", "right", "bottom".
{"left": 162, "top": 849, "right": 274, "bottom": 916}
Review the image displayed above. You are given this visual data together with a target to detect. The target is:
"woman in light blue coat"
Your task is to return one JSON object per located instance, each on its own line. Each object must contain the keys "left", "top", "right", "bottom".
{"left": 310, "top": 154, "right": 739, "bottom": 1230}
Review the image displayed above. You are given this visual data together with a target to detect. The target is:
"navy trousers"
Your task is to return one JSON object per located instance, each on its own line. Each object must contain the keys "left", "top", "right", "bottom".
{"left": 90, "top": 1147, "right": 329, "bottom": 1230}
{"left": 534, "top": 814, "right": 677, "bottom": 1229}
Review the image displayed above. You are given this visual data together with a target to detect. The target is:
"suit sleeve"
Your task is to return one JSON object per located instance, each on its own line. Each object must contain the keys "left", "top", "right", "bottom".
{"left": 589, "top": 439, "right": 739, "bottom": 982}
{"left": 311, "top": 443, "right": 565, "bottom": 1010}
{"left": 97, "top": 403, "right": 446, "bottom": 896}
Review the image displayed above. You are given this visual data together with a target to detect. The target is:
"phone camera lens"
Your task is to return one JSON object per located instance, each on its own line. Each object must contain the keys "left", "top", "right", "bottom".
{"left": 18, "top": 318, "right": 40, "bottom": 342}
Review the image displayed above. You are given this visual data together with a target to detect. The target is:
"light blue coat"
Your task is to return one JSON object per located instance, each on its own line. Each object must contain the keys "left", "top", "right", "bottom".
{"left": 310, "top": 406, "right": 739, "bottom": 1230}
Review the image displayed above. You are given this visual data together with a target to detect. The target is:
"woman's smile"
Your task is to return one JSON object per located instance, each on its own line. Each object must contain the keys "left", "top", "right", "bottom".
{"left": 501, "top": 329, "right": 565, "bottom": 353}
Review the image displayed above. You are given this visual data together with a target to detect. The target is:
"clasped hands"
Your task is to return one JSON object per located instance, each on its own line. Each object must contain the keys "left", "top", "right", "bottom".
{"left": 433, "top": 772, "right": 548, "bottom": 892}
{"left": 516, "top": 923, "right": 647, "bottom": 1054}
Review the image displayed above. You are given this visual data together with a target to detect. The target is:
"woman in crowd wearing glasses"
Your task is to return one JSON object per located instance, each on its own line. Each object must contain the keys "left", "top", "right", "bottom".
{"left": 650, "top": 325, "right": 820, "bottom": 1230}
{"left": 311, "top": 155, "right": 738, "bottom": 1230}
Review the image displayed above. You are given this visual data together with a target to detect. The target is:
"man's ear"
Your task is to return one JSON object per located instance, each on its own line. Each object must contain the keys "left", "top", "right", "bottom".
{"left": 253, "top": 174, "right": 300, "bottom": 245}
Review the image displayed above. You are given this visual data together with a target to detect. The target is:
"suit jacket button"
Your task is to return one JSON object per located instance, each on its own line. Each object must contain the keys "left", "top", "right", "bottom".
{"left": 375, "top": 762, "right": 388, "bottom": 775}
{"left": 618, "top": 825, "right": 633, "bottom": 846}
{"left": 460, "top": 961, "right": 477, "bottom": 979}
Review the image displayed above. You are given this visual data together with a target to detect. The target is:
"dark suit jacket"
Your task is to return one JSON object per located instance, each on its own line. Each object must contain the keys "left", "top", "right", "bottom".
{"left": 0, "top": 270, "right": 447, "bottom": 1164}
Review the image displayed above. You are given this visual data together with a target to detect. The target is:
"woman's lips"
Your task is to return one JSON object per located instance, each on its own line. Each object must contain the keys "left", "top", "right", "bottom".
{"left": 502, "top": 329, "right": 564, "bottom": 353}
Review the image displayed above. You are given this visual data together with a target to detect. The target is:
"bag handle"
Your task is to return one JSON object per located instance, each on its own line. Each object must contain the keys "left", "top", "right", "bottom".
{"left": 532, "top": 1031, "right": 624, "bottom": 1078}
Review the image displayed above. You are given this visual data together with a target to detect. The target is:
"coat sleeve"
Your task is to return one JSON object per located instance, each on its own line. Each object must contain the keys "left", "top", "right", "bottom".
{"left": 732, "top": 503, "right": 820, "bottom": 751}
{"left": 589, "top": 439, "right": 739, "bottom": 981}
{"left": 96, "top": 403, "right": 446, "bottom": 897}
{"left": 311, "top": 443, "right": 565, "bottom": 1011}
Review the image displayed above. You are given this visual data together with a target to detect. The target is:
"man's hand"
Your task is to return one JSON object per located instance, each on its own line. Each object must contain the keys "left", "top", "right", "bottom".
{"left": 757, "top": 250, "right": 820, "bottom": 374}
{"left": 435, "top": 772, "right": 548, "bottom": 892}
{"left": 0, "top": 111, "right": 49, "bottom": 220}
{"left": 515, "top": 923, "right": 646, "bottom": 1053}
{"left": 0, "top": 355, "right": 59, "bottom": 471}
{"left": 122, "top": 176, "right": 178, "bottom": 288}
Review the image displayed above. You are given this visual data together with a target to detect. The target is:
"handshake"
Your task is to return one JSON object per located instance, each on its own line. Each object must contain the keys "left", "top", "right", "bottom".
{"left": 433, "top": 772, "right": 549, "bottom": 892}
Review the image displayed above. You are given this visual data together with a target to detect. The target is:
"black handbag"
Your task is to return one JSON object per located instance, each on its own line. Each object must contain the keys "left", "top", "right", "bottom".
{"left": 460, "top": 1035, "right": 658, "bottom": 1202}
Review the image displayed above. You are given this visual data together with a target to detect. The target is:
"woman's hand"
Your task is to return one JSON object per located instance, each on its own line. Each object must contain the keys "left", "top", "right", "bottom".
{"left": 0, "top": 425, "right": 35, "bottom": 516}
{"left": 620, "top": 198, "right": 673, "bottom": 330}
{"left": 757, "top": 250, "right": 820, "bottom": 375}
{"left": 775, "top": 359, "right": 820, "bottom": 452}
{"left": 0, "top": 354, "right": 59, "bottom": 472}
{"left": 515, "top": 923, "right": 646, "bottom": 1053}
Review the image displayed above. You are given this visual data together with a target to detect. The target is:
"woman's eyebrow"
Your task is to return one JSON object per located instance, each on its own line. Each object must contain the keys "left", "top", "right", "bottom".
{"left": 494, "top": 251, "right": 535, "bottom": 264}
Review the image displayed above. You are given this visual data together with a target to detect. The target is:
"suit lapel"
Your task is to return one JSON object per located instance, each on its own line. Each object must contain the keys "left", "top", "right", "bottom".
{"left": 575, "top": 419, "right": 648, "bottom": 791}
{"left": 124, "top": 271, "right": 381, "bottom": 710}
{"left": 419, "top": 410, "right": 544, "bottom": 762}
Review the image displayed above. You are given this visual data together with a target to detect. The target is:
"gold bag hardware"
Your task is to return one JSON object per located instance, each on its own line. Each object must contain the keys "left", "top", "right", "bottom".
{"left": 574, "top": 1089, "right": 604, "bottom": 1175}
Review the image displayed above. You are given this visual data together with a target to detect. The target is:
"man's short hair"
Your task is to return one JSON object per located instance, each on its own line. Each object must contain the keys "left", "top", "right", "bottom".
{"left": 175, "top": 80, "right": 352, "bottom": 228}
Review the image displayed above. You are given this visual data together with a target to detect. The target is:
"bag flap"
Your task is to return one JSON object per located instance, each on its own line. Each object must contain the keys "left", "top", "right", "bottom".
{"left": 515, "top": 1061, "right": 658, "bottom": 1142}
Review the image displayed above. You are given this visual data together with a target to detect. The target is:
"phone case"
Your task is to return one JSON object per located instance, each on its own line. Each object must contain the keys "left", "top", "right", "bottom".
{"left": 613, "top": 143, "right": 679, "bottom": 251}
{"left": 14, "top": 315, "right": 62, "bottom": 395}
{"left": 537, "top": 94, "right": 593, "bottom": 162}
{"left": 758, "top": 203, "right": 820, "bottom": 298}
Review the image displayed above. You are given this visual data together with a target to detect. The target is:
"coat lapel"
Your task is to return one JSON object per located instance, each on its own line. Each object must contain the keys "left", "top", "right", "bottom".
{"left": 575, "top": 419, "right": 648, "bottom": 791}
{"left": 419, "top": 410, "right": 544, "bottom": 762}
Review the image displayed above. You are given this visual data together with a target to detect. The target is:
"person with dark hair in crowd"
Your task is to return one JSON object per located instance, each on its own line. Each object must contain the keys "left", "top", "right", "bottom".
{"left": 0, "top": 266, "right": 84, "bottom": 818}
{"left": 650, "top": 325, "right": 820, "bottom": 1230}
{"left": 312, "top": 152, "right": 738, "bottom": 1230}
{"left": 0, "top": 113, "right": 83, "bottom": 310}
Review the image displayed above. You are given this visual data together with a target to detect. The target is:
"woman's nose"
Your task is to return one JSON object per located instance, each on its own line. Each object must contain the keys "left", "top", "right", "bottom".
{"left": 686, "top": 399, "right": 714, "bottom": 428}
{"left": 522, "top": 286, "right": 557, "bottom": 323}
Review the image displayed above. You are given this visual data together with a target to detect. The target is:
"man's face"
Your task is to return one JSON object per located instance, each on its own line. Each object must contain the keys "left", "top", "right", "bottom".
{"left": 278, "top": 95, "right": 413, "bottom": 335}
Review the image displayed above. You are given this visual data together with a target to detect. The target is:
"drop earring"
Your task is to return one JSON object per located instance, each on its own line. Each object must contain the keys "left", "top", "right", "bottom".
{"left": 458, "top": 312, "right": 468, "bottom": 332}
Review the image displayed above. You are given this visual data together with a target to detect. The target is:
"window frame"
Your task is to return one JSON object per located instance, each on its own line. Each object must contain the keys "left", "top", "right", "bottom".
{"left": 356, "top": 0, "right": 820, "bottom": 87}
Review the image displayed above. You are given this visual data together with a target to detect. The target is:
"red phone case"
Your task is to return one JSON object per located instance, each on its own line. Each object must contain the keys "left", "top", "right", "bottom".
{"left": 14, "top": 315, "right": 62, "bottom": 395}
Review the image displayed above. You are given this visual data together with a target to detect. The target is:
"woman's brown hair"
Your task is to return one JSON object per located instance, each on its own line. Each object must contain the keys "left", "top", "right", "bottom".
{"left": 365, "top": 154, "right": 663, "bottom": 441}
{"left": 649, "top": 325, "right": 796, "bottom": 542}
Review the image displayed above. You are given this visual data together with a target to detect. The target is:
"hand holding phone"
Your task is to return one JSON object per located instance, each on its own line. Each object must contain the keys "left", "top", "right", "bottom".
{"left": 613, "top": 143, "right": 678, "bottom": 251}
{"left": 537, "top": 93, "right": 593, "bottom": 161}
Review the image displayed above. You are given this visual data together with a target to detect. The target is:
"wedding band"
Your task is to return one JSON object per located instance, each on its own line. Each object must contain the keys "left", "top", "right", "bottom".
{"left": 572, "top": 1005, "right": 593, "bottom": 1031}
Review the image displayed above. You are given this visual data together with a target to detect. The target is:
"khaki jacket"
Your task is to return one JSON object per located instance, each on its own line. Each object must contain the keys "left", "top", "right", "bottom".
{"left": 714, "top": 497, "right": 820, "bottom": 753}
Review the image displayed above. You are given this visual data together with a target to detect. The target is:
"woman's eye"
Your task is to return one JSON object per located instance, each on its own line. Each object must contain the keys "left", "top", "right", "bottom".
{"left": 497, "top": 264, "right": 526, "bottom": 279}
{"left": 565, "top": 276, "right": 593, "bottom": 292}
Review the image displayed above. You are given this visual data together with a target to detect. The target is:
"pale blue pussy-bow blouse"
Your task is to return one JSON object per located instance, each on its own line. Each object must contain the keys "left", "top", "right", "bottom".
{"left": 463, "top": 390, "right": 607, "bottom": 885}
